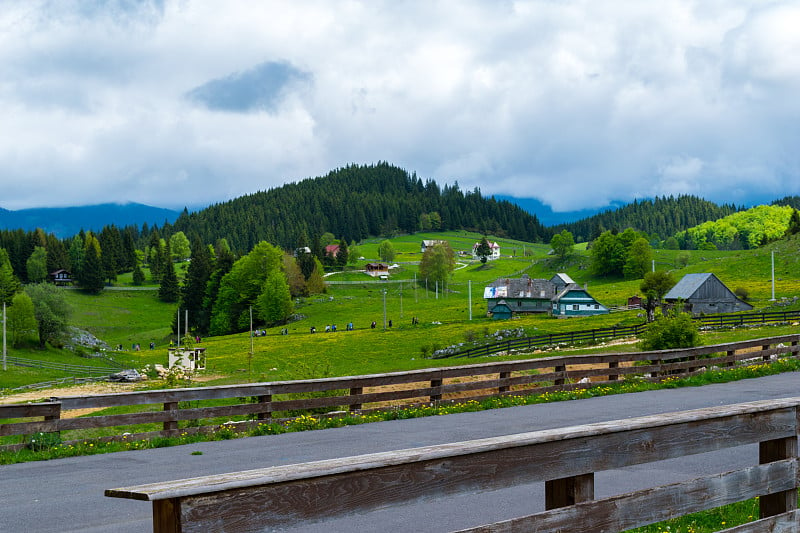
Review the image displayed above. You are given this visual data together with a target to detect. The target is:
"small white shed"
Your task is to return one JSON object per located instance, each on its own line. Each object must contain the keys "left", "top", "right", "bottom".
{"left": 168, "top": 347, "right": 207, "bottom": 371}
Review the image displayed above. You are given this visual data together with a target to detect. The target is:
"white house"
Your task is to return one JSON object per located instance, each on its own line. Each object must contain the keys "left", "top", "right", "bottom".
{"left": 472, "top": 241, "right": 501, "bottom": 260}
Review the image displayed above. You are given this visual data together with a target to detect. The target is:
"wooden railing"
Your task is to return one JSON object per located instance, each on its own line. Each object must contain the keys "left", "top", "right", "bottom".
{"left": 2, "top": 334, "right": 799, "bottom": 451}
{"left": 439, "top": 309, "right": 800, "bottom": 359}
{"left": 105, "top": 397, "right": 800, "bottom": 532}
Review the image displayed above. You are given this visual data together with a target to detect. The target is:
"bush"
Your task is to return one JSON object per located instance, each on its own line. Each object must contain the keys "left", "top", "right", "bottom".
{"left": 734, "top": 287, "right": 750, "bottom": 301}
{"left": 27, "top": 432, "right": 62, "bottom": 451}
{"left": 639, "top": 311, "right": 701, "bottom": 351}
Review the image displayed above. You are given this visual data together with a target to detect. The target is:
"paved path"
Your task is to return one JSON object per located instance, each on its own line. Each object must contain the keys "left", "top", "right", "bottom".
{"left": 2, "top": 372, "right": 799, "bottom": 532}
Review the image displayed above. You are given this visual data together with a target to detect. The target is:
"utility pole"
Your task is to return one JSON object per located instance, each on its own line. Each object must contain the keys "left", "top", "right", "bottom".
{"left": 249, "top": 306, "right": 254, "bottom": 355}
{"left": 468, "top": 280, "right": 472, "bottom": 320}
{"left": 2, "top": 301, "right": 6, "bottom": 371}
{"left": 382, "top": 289, "right": 387, "bottom": 331}
{"left": 771, "top": 250, "right": 776, "bottom": 301}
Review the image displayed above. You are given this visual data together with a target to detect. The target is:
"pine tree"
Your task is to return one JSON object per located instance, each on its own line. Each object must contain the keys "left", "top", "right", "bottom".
{"left": 79, "top": 234, "right": 105, "bottom": 294}
{"left": 158, "top": 239, "right": 180, "bottom": 303}
{"left": 180, "top": 236, "right": 212, "bottom": 329}
{"left": 0, "top": 248, "right": 20, "bottom": 305}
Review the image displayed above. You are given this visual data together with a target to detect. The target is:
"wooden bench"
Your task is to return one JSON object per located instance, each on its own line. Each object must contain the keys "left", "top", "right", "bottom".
{"left": 106, "top": 397, "right": 800, "bottom": 532}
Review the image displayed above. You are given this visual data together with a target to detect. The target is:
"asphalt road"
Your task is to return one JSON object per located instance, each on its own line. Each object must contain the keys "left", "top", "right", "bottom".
{"left": 2, "top": 372, "right": 799, "bottom": 533}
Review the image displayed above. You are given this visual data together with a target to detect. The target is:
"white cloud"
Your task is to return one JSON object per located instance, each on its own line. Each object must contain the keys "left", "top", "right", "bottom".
{"left": 0, "top": 0, "right": 798, "bottom": 212}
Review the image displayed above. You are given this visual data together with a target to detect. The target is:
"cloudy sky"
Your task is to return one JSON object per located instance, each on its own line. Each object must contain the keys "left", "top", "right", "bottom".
{"left": 1, "top": 1, "right": 799, "bottom": 212}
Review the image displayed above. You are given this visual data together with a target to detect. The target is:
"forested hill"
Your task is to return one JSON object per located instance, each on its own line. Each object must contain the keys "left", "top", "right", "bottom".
{"left": 171, "top": 162, "right": 550, "bottom": 252}
{"left": 553, "top": 195, "right": 742, "bottom": 242}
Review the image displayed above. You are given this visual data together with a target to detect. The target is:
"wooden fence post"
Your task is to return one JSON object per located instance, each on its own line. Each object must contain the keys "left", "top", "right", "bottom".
{"left": 554, "top": 365, "right": 566, "bottom": 386}
{"left": 762, "top": 344, "right": 771, "bottom": 362}
{"left": 349, "top": 387, "right": 363, "bottom": 411}
{"left": 759, "top": 433, "right": 798, "bottom": 518}
{"left": 257, "top": 394, "right": 272, "bottom": 421}
{"left": 608, "top": 361, "right": 619, "bottom": 381}
{"left": 163, "top": 402, "right": 178, "bottom": 435}
{"left": 430, "top": 379, "right": 443, "bottom": 403}
{"left": 499, "top": 372, "right": 511, "bottom": 393}
{"left": 727, "top": 349, "right": 736, "bottom": 367}
{"left": 545, "top": 473, "right": 595, "bottom": 510}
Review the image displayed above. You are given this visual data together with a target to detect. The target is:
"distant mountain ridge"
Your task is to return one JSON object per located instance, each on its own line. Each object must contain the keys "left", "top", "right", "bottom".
{"left": 0, "top": 203, "right": 180, "bottom": 237}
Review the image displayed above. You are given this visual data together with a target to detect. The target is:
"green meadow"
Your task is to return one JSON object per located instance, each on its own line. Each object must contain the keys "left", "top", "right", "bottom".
{"left": 1, "top": 231, "right": 799, "bottom": 390}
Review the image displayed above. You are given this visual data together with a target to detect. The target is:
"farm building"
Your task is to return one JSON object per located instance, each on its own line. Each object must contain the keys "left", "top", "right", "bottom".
{"left": 550, "top": 273, "right": 576, "bottom": 291}
{"left": 471, "top": 241, "right": 501, "bottom": 260}
{"left": 364, "top": 263, "right": 389, "bottom": 277}
{"left": 49, "top": 269, "right": 73, "bottom": 285}
{"left": 421, "top": 240, "right": 448, "bottom": 253}
{"left": 485, "top": 274, "right": 609, "bottom": 319}
{"left": 551, "top": 284, "right": 609, "bottom": 317}
{"left": 663, "top": 273, "right": 753, "bottom": 315}
{"left": 484, "top": 274, "right": 557, "bottom": 316}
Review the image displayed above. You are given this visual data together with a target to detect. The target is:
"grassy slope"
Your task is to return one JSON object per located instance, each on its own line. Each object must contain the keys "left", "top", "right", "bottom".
{"left": 2, "top": 232, "right": 799, "bottom": 389}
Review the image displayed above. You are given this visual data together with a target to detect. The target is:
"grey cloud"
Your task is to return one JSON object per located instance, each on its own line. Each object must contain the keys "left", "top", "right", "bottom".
{"left": 185, "top": 61, "right": 312, "bottom": 113}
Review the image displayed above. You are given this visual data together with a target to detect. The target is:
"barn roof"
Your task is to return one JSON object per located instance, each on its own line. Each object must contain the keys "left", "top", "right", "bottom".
{"left": 664, "top": 273, "right": 715, "bottom": 300}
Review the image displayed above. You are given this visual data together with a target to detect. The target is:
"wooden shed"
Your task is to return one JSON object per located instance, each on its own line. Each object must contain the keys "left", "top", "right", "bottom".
{"left": 663, "top": 273, "right": 753, "bottom": 315}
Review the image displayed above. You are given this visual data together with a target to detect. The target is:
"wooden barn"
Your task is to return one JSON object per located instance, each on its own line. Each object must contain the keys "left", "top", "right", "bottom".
{"left": 663, "top": 273, "right": 753, "bottom": 315}
{"left": 364, "top": 263, "right": 389, "bottom": 278}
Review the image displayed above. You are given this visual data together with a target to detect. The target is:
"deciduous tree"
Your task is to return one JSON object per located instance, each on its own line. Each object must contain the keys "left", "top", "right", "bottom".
{"left": 25, "top": 282, "right": 71, "bottom": 348}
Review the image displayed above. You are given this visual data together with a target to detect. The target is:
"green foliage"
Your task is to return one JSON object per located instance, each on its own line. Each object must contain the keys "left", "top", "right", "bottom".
{"left": 590, "top": 231, "right": 626, "bottom": 276}
{"left": 639, "top": 310, "right": 700, "bottom": 351}
{"left": 24, "top": 282, "right": 72, "bottom": 348}
{"left": 475, "top": 236, "right": 493, "bottom": 263}
{"left": 419, "top": 241, "right": 455, "bottom": 287}
{"left": 549, "top": 229, "right": 574, "bottom": 260}
{"left": 210, "top": 241, "right": 284, "bottom": 334}
{"left": 787, "top": 208, "right": 800, "bottom": 236}
{"left": 78, "top": 234, "right": 105, "bottom": 294}
{"left": 679, "top": 204, "right": 794, "bottom": 250}
{"left": 169, "top": 163, "right": 550, "bottom": 253}
{"left": 158, "top": 240, "right": 180, "bottom": 303}
{"left": 558, "top": 195, "right": 740, "bottom": 243}
{"left": 132, "top": 261, "right": 145, "bottom": 286}
{"left": 169, "top": 231, "right": 191, "bottom": 262}
{"left": 26, "top": 246, "right": 48, "bottom": 283}
{"left": 377, "top": 240, "right": 396, "bottom": 262}
{"left": 640, "top": 271, "right": 675, "bottom": 322}
{"left": 623, "top": 237, "right": 652, "bottom": 279}
{"left": 257, "top": 270, "right": 294, "bottom": 325}
{"left": 27, "top": 431, "right": 62, "bottom": 451}
{"left": 0, "top": 248, "right": 20, "bottom": 304}
{"left": 7, "top": 291, "right": 38, "bottom": 347}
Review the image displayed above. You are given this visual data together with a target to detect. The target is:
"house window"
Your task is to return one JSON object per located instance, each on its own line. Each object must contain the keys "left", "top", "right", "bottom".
{"left": 517, "top": 301, "right": 522, "bottom": 307}
{"left": 572, "top": 304, "right": 579, "bottom": 311}
{"left": 594, "top": 304, "right": 599, "bottom": 309}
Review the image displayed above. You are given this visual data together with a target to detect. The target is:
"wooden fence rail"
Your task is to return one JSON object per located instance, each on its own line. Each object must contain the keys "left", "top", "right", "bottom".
{"left": 439, "top": 310, "right": 800, "bottom": 359}
{"left": 105, "top": 397, "right": 800, "bottom": 532}
{"left": 2, "top": 334, "right": 799, "bottom": 451}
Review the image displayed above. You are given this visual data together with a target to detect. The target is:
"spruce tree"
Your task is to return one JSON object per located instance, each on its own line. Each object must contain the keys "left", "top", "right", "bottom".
{"left": 79, "top": 234, "right": 105, "bottom": 294}
{"left": 158, "top": 239, "right": 180, "bottom": 303}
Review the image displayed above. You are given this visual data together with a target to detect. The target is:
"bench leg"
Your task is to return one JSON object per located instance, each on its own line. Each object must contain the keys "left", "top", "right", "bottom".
{"left": 153, "top": 498, "right": 181, "bottom": 533}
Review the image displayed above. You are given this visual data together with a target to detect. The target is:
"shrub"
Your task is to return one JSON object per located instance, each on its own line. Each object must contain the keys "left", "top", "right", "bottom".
{"left": 27, "top": 432, "right": 62, "bottom": 451}
{"left": 639, "top": 311, "right": 701, "bottom": 351}
{"left": 734, "top": 287, "right": 750, "bottom": 301}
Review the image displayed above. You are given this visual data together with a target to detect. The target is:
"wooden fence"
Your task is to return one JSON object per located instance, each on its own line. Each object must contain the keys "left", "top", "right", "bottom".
{"left": 2, "top": 334, "right": 799, "bottom": 451}
{"left": 439, "top": 309, "right": 800, "bottom": 359}
{"left": 106, "top": 397, "right": 800, "bottom": 532}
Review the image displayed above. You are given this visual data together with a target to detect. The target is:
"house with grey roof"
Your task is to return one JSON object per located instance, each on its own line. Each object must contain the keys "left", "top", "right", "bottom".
{"left": 484, "top": 274, "right": 557, "bottom": 316}
{"left": 663, "top": 273, "right": 752, "bottom": 315}
{"left": 551, "top": 284, "right": 609, "bottom": 317}
{"left": 484, "top": 274, "right": 608, "bottom": 319}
